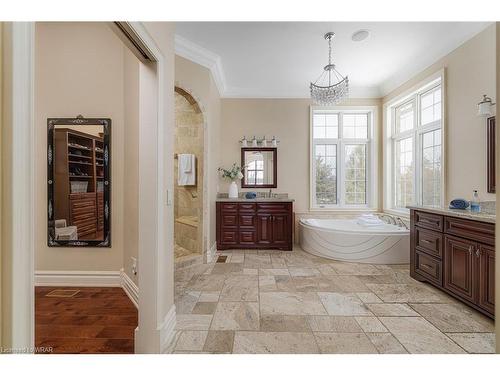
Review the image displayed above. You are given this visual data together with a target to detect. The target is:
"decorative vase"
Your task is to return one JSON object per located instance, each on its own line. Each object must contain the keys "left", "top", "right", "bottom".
{"left": 228, "top": 181, "right": 239, "bottom": 198}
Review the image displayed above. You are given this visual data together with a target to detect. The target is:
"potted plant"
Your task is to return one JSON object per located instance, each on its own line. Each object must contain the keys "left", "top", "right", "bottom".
{"left": 218, "top": 163, "right": 244, "bottom": 198}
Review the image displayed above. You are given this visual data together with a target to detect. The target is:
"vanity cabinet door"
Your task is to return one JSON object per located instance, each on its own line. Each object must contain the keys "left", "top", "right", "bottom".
{"left": 271, "top": 213, "right": 289, "bottom": 246}
{"left": 257, "top": 213, "right": 273, "bottom": 245}
{"left": 478, "top": 244, "right": 495, "bottom": 315}
{"left": 444, "top": 235, "right": 477, "bottom": 303}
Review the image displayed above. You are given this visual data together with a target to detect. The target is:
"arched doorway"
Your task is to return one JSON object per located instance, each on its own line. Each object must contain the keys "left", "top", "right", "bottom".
{"left": 174, "top": 86, "right": 205, "bottom": 265}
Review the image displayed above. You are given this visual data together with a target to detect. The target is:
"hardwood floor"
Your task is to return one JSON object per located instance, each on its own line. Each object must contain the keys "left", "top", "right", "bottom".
{"left": 35, "top": 286, "right": 137, "bottom": 354}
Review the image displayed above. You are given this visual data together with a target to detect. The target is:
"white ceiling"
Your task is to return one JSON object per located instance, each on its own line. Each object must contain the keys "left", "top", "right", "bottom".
{"left": 175, "top": 22, "right": 491, "bottom": 98}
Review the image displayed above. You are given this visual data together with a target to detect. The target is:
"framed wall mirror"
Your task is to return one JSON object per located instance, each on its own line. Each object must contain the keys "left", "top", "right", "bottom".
{"left": 47, "top": 116, "right": 111, "bottom": 247}
{"left": 487, "top": 116, "right": 496, "bottom": 193}
{"left": 241, "top": 147, "right": 277, "bottom": 188}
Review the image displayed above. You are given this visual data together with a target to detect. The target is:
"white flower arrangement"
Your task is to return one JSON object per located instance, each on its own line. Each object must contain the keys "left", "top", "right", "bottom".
{"left": 218, "top": 163, "right": 244, "bottom": 181}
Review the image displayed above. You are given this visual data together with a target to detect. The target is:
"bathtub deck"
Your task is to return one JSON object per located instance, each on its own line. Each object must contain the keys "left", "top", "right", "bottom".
{"left": 172, "top": 246, "right": 495, "bottom": 354}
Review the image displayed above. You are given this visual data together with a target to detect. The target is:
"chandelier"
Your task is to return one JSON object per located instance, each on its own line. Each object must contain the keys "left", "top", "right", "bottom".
{"left": 310, "top": 32, "right": 349, "bottom": 105}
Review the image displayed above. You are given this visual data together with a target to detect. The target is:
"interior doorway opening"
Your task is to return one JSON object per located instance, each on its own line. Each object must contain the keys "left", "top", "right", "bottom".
{"left": 174, "top": 86, "right": 205, "bottom": 266}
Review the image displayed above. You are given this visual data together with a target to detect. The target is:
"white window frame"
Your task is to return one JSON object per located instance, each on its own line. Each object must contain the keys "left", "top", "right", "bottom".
{"left": 309, "top": 106, "right": 378, "bottom": 211}
{"left": 383, "top": 69, "right": 446, "bottom": 216}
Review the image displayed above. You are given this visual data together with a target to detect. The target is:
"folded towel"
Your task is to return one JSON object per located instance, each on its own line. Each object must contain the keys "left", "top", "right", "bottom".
{"left": 449, "top": 198, "right": 470, "bottom": 210}
{"left": 178, "top": 154, "right": 196, "bottom": 186}
{"left": 179, "top": 154, "right": 192, "bottom": 173}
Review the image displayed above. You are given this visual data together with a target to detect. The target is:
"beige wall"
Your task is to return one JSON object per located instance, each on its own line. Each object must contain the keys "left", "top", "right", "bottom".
{"left": 174, "top": 55, "right": 221, "bottom": 252}
{"left": 383, "top": 24, "right": 497, "bottom": 204}
{"left": 220, "top": 98, "right": 382, "bottom": 214}
{"left": 35, "top": 22, "right": 126, "bottom": 271}
{"left": 123, "top": 47, "right": 140, "bottom": 284}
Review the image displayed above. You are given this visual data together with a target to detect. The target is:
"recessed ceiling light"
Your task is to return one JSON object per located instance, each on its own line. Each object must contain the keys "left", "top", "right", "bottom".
{"left": 351, "top": 29, "right": 370, "bottom": 42}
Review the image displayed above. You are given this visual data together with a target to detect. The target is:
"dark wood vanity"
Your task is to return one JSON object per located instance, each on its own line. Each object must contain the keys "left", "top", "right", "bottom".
{"left": 216, "top": 200, "right": 293, "bottom": 251}
{"left": 410, "top": 208, "right": 495, "bottom": 318}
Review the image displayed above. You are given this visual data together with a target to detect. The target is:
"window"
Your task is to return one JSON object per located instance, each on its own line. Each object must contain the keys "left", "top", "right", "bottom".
{"left": 311, "top": 109, "right": 373, "bottom": 209}
{"left": 246, "top": 158, "right": 264, "bottom": 185}
{"left": 388, "top": 76, "right": 443, "bottom": 210}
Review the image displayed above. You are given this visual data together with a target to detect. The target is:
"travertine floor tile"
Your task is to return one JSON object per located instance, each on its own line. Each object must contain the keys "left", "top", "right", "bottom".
{"left": 259, "top": 268, "right": 290, "bottom": 276}
{"left": 306, "top": 316, "right": 362, "bottom": 332}
{"left": 446, "top": 333, "right": 496, "bottom": 354}
{"left": 211, "top": 302, "right": 260, "bottom": 331}
{"left": 288, "top": 267, "right": 321, "bottom": 277}
{"left": 198, "top": 291, "right": 220, "bottom": 302}
{"left": 175, "top": 291, "right": 201, "bottom": 314}
{"left": 233, "top": 331, "right": 319, "bottom": 354}
{"left": 210, "top": 263, "right": 244, "bottom": 275}
{"left": 175, "top": 314, "right": 213, "bottom": 331}
{"left": 366, "top": 333, "right": 407, "bottom": 354}
{"left": 220, "top": 275, "right": 259, "bottom": 302}
{"left": 355, "top": 317, "right": 388, "bottom": 333}
{"left": 366, "top": 283, "right": 452, "bottom": 303}
{"left": 329, "top": 262, "right": 385, "bottom": 276}
{"left": 260, "top": 292, "right": 328, "bottom": 315}
{"left": 174, "top": 330, "right": 208, "bottom": 351}
{"left": 260, "top": 315, "right": 311, "bottom": 332}
{"left": 318, "top": 292, "right": 373, "bottom": 316}
{"left": 203, "top": 330, "right": 235, "bottom": 353}
{"left": 380, "top": 317, "right": 465, "bottom": 353}
{"left": 356, "top": 292, "right": 383, "bottom": 304}
{"left": 324, "top": 276, "right": 371, "bottom": 292}
{"left": 366, "top": 303, "right": 419, "bottom": 317}
{"left": 259, "top": 276, "right": 277, "bottom": 291}
{"left": 409, "top": 303, "right": 494, "bottom": 333}
{"left": 192, "top": 302, "right": 218, "bottom": 315}
{"left": 314, "top": 332, "right": 378, "bottom": 353}
{"left": 187, "top": 274, "right": 226, "bottom": 291}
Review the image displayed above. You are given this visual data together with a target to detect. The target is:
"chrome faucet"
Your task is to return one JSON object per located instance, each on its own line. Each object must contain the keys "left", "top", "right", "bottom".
{"left": 395, "top": 217, "right": 409, "bottom": 229}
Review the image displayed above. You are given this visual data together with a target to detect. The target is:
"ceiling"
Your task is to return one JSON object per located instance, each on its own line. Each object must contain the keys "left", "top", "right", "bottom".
{"left": 175, "top": 22, "right": 491, "bottom": 98}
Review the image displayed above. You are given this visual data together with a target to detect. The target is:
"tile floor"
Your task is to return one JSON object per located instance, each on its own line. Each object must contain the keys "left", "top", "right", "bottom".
{"left": 171, "top": 247, "right": 495, "bottom": 354}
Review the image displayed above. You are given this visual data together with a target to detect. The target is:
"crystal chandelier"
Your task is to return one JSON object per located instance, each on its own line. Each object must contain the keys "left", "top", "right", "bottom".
{"left": 310, "top": 32, "right": 349, "bottom": 105}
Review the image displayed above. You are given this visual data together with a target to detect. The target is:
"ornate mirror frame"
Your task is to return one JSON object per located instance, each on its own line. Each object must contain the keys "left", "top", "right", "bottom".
{"left": 487, "top": 116, "right": 496, "bottom": 194}
{"left": 47, "top": 116, "right": 111, "bottom": 247}
{"left": 241, "top": 147, "right": 278, "bottom": 189}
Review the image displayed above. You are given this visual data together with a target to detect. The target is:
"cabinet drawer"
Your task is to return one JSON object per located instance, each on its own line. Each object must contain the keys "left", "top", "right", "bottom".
{"left": 444, "top": 217, "right": 495, "bottom": 246}
{"left": 415, "top": 227, "right": 443, "bottom": 258}
{"left": 415, "top": 250, "right": 442, "bottom": 286}
{"left": 221, "top": 214, "right": 238, "bottom": 227}
{"left": 239, "top": 231, "right": 256, "bottom": 244}
{"left": 220, "top": 203, "right": 238, "bottom": 212}
{"left": 221, "top": 230, "right": 238, "bottom": 244}
{"left": 239, "top": 214, "right": 256, "bottom": 228}
{"left": 415, "top": 211, "right": 443, "bottom": 232}
{"left": 257, "top": 203, "right": 290, "bottom": 212}
{"left": 239, "top": 203, "right": 256, "bottom": 211}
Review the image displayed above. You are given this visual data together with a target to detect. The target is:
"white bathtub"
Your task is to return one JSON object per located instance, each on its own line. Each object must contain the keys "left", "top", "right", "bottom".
{"left": 299, "top": 218, "right": 410, "bottom": 264}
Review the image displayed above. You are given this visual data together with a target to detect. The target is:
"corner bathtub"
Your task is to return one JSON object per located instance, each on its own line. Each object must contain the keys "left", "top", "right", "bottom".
{"left": 299, "top": 218, "right": 410, "bottom": 264}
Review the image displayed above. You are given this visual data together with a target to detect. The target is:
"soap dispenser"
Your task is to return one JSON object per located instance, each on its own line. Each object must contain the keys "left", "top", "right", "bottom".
{"left": 470, "top": 190, "right": 481, "bottom": 213}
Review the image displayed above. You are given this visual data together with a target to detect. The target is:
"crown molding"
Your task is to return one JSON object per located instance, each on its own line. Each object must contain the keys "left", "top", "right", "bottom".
{"left": 174, "top": 35, "right": 227, "bottom": 96}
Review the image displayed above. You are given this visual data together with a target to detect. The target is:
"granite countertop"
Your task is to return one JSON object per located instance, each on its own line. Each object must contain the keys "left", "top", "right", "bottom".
{"left": 407, "top": 205, "right": 496, "bottom": 224}
{"left": 216, "top": 197, "right": 295, "bottom": 202}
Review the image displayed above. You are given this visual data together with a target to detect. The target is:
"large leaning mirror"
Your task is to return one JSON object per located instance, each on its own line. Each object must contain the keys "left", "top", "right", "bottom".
{"left": 48, "top": 116, "right": 111, "bottom": 247}
{"left": 241, "top": 147, "right": 277, "bottom": 188}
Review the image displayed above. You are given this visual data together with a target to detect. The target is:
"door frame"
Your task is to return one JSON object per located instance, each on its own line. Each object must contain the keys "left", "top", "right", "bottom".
{"left": 5, "top": 21, "right": 173, "bottom": 353}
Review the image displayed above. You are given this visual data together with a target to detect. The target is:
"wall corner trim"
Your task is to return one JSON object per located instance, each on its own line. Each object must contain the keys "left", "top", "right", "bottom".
{"left": 174, "top": 35, "right": 226, "bottom": 96}
{"left": 120, "top": 269, "right": 139, "bottom": 308}
{"left": 160, "top": 305, "right": 177, "bottom": 353}
{"left": 207, "top": 241, "right": 217, "bottom": 263}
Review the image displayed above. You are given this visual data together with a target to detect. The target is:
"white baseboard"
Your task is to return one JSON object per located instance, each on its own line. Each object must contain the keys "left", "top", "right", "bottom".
{"left": 35, "top": 270, "right": 121, "bottom": 287}
{"left": 160, "top": 305, "right": 177, "bottom": 353}
{"left": 120, "top": 269, "right": 139, "bottom": 308}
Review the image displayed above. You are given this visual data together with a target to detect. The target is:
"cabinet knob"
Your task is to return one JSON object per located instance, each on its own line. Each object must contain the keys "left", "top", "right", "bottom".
{"left": 475, "top": 248, "right": 481, "bottom": 257}
{"left": 468, "top": 246, "right": 473, "bottom": 255}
